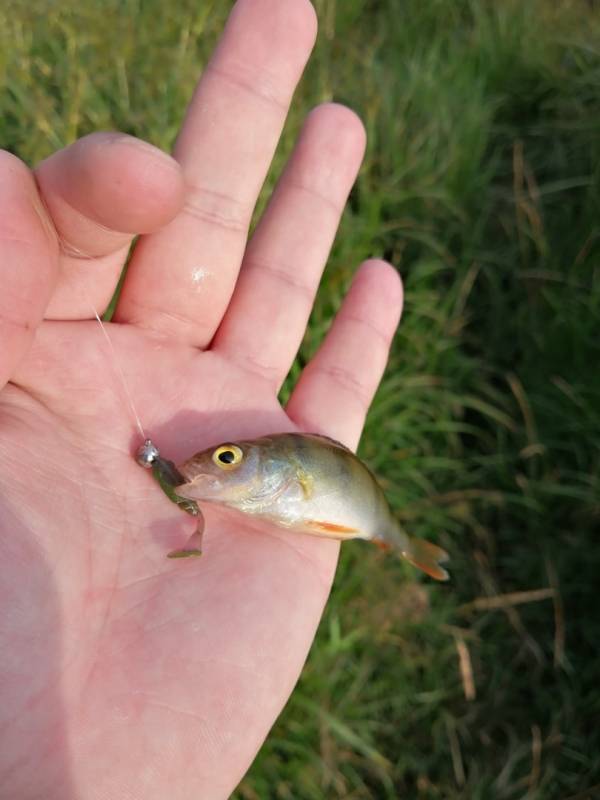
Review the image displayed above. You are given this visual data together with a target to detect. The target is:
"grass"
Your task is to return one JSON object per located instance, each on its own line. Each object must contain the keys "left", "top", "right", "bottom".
{"left": 2, "top": 0, "right": 600, "bottom": 797}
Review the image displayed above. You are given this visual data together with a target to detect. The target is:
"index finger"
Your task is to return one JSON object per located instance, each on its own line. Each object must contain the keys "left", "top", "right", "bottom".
{"left": 115, "top": 0, "right": 318, "bottom": 346}
{"left": 0, "top": 151, "right": 58, "bottom": 390}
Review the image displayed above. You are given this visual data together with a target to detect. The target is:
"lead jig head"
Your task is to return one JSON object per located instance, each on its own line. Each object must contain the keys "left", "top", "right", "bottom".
{"left": 136, "top": 438, "right": 160, "bottom": 468}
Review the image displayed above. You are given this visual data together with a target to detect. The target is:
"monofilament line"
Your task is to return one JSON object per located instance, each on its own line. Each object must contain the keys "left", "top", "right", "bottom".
{"left": 84, "top": 289, "right": 147, "bottom": 442}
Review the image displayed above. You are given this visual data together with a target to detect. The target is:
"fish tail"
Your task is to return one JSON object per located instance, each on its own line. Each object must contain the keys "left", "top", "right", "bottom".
{"left": 402, "top": 536, "right": 449, "bottom": 581}
{"left": 374, "top": 524, "right": 449, "bottom": 581}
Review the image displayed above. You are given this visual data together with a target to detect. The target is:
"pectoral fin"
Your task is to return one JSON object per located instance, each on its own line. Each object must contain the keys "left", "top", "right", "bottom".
{"left": 403, "top": 537, "right": 449, "bottom": 581}
{"left": 304, "top": 520, "right": 362, "bottom": 539}
{"left": 296, "top": 469, "right": 314, "bottom": 500}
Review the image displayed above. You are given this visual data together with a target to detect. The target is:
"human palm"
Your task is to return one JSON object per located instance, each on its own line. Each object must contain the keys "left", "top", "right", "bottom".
{"left": 0, "top": 2, "right": 402, "bottom": 798}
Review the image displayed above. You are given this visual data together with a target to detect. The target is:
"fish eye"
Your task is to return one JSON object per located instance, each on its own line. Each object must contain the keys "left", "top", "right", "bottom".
{"left": 212, "top": 444, "right": 244, "bottom": 469}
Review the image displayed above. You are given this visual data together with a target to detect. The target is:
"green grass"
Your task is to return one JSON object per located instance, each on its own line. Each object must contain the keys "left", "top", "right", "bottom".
{"left": 2, "top": 0, "right": 600, "bottom": 797}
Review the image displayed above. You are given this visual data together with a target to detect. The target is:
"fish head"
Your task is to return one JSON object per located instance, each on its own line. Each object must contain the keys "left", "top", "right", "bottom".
{"left": 175, "top": 439, "right": 295, "bottom": 508}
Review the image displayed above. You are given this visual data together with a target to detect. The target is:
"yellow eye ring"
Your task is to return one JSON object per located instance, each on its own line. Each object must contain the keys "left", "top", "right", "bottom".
{"left": 212, "top": 444, "right": 244, "bottom": 470}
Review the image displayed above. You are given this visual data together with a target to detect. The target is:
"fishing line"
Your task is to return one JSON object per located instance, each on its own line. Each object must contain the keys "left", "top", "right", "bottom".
{"left": 83, "top": 288, "right": 147, "bottom": 442}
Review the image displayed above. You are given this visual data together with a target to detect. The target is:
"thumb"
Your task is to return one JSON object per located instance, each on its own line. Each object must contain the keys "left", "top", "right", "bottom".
{"left": 34, "top": 132, "right": 185, "bottom": 319}
{"left": 0, "top": 150, "right": 58, "bottom": 391}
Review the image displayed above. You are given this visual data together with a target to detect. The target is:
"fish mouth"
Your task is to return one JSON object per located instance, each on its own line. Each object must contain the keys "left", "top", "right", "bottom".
{"left": 176, "top": 473, "right": 221, "bottom": 500}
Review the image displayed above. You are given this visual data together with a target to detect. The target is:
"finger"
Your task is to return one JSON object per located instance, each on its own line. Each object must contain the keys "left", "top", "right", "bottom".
{"left": 0, "top": 151, "right": 58, "bottom": 390}
{"left": 115, "top": 0, "right": 318, "bottom": 345}
{"left": 286, "top": 260, "right": 403, "bottom": 450}
{"left": 35, "top": 133, "right": 184, "bottom": 318}
{"left": 212, "top": 103, "right": 366, "bottom": 386}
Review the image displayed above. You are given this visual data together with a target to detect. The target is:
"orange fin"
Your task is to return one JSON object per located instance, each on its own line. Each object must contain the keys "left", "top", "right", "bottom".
{"left": 403, "top": 537, "right": 449, "bottom": 581}
{"left": 305, "top": 520, "right": 360, "bottom": 537}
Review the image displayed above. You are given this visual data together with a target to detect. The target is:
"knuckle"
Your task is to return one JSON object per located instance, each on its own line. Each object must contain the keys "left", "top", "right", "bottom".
{"left": 182, "top": 184, "right": 251, "bottom": 234}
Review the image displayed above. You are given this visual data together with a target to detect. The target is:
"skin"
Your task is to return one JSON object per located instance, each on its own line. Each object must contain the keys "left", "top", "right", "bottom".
{"left": 0, "top": 1, "right": 403, "bottom": 799}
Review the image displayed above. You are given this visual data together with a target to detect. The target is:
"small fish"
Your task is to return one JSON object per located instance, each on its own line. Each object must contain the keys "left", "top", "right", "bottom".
{"left": 139, "top": 433, "right": 449, "bottom": 580}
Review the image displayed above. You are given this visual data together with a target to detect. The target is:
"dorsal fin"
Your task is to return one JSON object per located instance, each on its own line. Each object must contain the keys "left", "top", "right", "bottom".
{"left": 301, "top": 432, "right": 353, "bottom": 453}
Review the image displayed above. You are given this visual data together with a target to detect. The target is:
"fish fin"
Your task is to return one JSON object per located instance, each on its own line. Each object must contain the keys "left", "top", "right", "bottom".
{"left": 373, "top": 538, "right": 393, "bottom": 553}
{"left": 304, "top": 520, "right": 361, "bottom": 538}
{"left": 403, "top": 537, "right": 450, "bottom": 581}
{"left": 303, "top": 433, "right": 353, "bottom": 453}
{"left": 296, "top": 468, "right": 314, "bottom": 499}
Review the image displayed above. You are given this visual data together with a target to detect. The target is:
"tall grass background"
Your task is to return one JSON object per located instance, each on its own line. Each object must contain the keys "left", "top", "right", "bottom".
{"left": 1, "top": 0, "right": 599, "bottom": 797}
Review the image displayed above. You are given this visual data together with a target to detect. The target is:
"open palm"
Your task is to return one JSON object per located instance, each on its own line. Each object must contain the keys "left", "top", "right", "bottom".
{"left": 0, "top": 2, "right": 402, "bottom": 798}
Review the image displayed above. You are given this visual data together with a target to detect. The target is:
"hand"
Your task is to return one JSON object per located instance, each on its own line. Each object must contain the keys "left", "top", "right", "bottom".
{"left": 0, "top": 1, "right": 402, "bottom": 797}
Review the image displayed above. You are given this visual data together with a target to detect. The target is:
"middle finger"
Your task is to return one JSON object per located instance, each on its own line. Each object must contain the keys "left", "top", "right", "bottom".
{"left": 115, "top": 0, "right": 318, "bottom": 346}
{"left": 212, "top": 103, "right": 366, "bottom": 389}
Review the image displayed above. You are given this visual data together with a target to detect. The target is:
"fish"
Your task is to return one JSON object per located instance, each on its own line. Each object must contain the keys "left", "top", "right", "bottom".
{"left": 168, "top": 432, "right": 449, "bottom": 581}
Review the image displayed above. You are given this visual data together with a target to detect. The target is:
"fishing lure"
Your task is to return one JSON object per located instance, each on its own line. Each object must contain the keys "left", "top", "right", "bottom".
{"left": 137, "top": 433, "right": 449, "bottom": 580}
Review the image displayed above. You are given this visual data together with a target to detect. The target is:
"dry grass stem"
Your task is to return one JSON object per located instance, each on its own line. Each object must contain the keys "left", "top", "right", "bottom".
{"left": 454, "top": 636, "right": 476, "bottom": 701}
{"left": 459, "top": 588, "right": 555, "bottom": 614}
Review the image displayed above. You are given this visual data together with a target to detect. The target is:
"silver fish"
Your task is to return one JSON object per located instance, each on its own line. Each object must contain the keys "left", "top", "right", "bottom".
{"left": 156, "top": 432, "right": 449, "bottom": 580}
